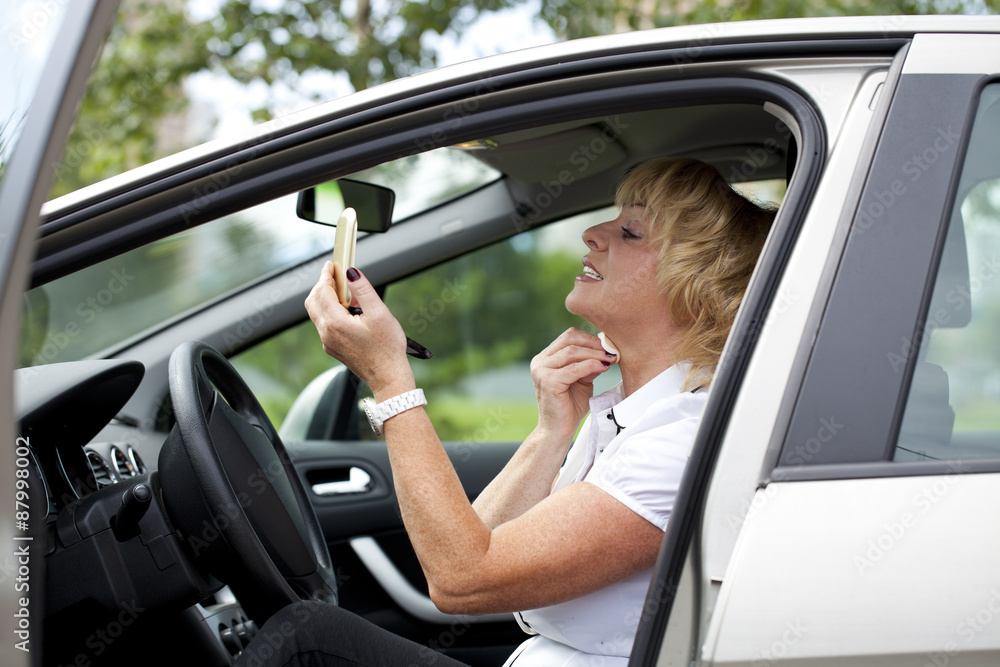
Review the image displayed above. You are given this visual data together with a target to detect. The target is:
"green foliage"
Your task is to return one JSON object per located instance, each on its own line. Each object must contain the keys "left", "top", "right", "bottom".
{"left": 385, "top": 234, "right": 589, "bottom": 392}
{"left": 537, "top": 0, "right": 1000, "bottom": 39}
{"left": 231, "top": 319, "right": 339, "bottom": 429}
{"left": 52, "top": 1, "right": 213, "bottom": 197}
{"left": 209, "top": 0, "right": 518, "bottom": 105}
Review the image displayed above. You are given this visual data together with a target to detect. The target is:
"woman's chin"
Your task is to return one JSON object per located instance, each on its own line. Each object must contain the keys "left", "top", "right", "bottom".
{"left": 565, "top": 294, "right": 603, "bottom": 330}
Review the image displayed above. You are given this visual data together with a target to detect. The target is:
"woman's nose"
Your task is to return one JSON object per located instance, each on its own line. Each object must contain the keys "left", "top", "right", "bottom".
{"left": 582, "top": 222, "right": 609, "bottom": 250}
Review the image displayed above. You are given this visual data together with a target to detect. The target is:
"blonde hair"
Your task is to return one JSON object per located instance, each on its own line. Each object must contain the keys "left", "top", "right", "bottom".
{"left": 615, "top": 158, "right": 776, "bottom": 390}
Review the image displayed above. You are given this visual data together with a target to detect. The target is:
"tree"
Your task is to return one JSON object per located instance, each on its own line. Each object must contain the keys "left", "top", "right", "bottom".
{"left": 537, "top": 0, "right": 1000, "bottom": 40}
{"left": 210, "top": 0, "right": 519, "bottom": 109}
{"left": 52, "top": 0, "right": 522, "bottom": 196}
{"left": 52, "top": 0, "right": 213, "bottom": 197}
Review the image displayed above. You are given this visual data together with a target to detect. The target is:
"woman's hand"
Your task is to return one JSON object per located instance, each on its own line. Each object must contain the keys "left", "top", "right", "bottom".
{"left": 530, "top": 328, "right": 616, "bottom": 442}
{"left": 305, "top": 263, "right": 414, "bottom": 400}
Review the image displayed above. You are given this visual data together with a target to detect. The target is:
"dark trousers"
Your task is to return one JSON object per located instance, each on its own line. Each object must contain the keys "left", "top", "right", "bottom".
{"left": 235, "top": 601, "right": 473, "bottom": 667}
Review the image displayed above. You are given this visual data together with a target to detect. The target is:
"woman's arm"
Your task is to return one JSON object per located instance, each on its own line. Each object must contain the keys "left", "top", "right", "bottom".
{"left": 472, "top": 328, "right": 615, "bottom": 528}
{"left": 306, "top": 265, "right": 652, "bottom": 614}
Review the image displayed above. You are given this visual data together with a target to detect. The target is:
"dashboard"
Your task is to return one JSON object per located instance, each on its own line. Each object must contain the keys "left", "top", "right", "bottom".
{"left": 15, "top": 359, "right": 252, "bottom": 666}
{"left": 15, "top": 359, "right": 148, "bottom": 522}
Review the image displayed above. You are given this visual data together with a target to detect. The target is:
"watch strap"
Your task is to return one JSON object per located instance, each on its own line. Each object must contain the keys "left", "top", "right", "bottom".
{"left": 364, "top": 388, "right": 426, "bottom": 435}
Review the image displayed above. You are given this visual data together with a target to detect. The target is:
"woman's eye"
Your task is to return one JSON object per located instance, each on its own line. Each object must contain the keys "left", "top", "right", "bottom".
{"left": 621, "top": 226, "right": 640, "bottom": 241}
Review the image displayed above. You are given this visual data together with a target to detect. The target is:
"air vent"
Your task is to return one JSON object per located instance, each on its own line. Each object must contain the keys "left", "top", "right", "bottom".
{"left": 110, "top": 445, "right": 136, "bottom": 480}
{"left": 127, "top": 447, "right": 147, "bottom": 474}
{"left": 87, "top": 451, "right": 115, "bottom": 488}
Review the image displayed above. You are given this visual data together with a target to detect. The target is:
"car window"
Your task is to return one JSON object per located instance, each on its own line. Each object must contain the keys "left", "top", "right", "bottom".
{"left": 894, "top": 83, "right": 1000, "bottom": 463}
{"left": 22, "top": 147, "right": 500, "bottom": 368}
{"left": 230, "top": 319, "right": 341, "bottom": 432}
{"left": 231, "top": 177, "right": 785, "bottom": 442}
{"left": 383, "top": 208, "right": 624, "bottom": 444}
{"left": 232, "top": 208, "right": 624, "bottom": 442}
{"left": 20, "top": 194, "right": 335, "bottom": 367}
{"left": 0, "top": 1, "right": 70, "bottom": 189}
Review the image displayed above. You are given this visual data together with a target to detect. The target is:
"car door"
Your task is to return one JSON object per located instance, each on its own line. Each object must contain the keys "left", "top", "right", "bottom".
{"left": 643, "top": 32, "right": 1000, "bottom": 666}
{"left": 0, "top": 1, "right": 121, "bottom": 663}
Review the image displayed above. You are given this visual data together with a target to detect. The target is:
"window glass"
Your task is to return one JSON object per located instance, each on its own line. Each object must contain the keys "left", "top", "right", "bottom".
{"left": 229, "top": 180, "right": 783, "bottom": 442}
{"left": 23, "top": 147, "right": 500, "bottom": 368}
{"left": 895, "top": 84, "right": 1000, "bottom": 462}
{"left": 350, "top": 149, "right": 500, "bottom": 221}
{"left": 230, "top": 319, "right": 341, "bottom": 433}
{"left": 20, "top": 194, "right": 335, "bottom": 367}
{"left": 0, "top": 0, "right": 69, "bottom": 189}
{"left": 230, "top": 208, "right": 622, "bottom": 442}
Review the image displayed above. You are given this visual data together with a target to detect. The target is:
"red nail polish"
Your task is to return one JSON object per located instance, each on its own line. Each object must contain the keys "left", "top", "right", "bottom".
{"left": 601, "top": 360, "right": 611, "bottom": 367}
{"left": 346, "top": 267, "right": 361, "bottom": 282}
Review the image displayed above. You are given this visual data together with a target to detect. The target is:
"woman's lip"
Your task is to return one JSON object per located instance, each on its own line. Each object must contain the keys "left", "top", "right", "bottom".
{"left": 575, "top": 273, "right": 601, "bottom": 283}
{"left": 581, "top": 258, "right": 603, "bottom": 280}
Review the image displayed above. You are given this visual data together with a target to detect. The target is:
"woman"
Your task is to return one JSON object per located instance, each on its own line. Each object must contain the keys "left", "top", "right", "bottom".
{"left": 238, "top": 158, "right": 775, "bottom": 667}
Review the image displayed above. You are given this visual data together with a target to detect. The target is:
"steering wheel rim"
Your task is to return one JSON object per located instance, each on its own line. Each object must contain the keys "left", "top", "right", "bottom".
{"left": 158, "top": 340, "right": 337, "bottom": 622}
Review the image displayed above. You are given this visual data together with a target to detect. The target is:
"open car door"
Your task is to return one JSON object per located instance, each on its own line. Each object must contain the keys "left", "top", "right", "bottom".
{"left": 0, "top": 1, "right": 120, "bottom": 663}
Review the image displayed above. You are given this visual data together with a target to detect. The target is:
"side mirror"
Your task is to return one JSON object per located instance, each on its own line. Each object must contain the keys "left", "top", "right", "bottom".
{"left": 296, "top": 179, "right": 394, "bottom": 233}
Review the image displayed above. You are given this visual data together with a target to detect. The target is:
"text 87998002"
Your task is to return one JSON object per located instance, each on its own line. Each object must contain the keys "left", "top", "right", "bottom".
{"left": 13, "top": 436, "right": 33, "bottom": 653}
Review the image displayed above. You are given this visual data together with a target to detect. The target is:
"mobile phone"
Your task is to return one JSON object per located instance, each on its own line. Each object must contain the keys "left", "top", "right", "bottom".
{"left": 331, "top": 207, "right": 358, "bottom": 307}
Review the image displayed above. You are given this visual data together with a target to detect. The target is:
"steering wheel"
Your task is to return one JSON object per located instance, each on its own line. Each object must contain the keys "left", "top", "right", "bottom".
{"left": 158, "top": 341, "right": 338, "bottom": 623}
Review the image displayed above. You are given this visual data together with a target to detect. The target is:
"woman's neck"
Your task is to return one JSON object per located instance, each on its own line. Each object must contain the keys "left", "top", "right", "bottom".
{"left": 617, "top": 339, "right": 678, "bottom": 397}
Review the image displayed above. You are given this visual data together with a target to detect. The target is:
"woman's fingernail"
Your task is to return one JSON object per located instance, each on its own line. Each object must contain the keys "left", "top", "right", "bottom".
{"left": 348, "top": 306, "right": 363, "bottom": 316}
{"left": 346, "top": 267, "right": 361, "bottom": 282}
{"left": 601, "top": 360, "right": 611, "bottom": 367}
{"left": 606, "top": 352, "right": 617, "bottom": 358}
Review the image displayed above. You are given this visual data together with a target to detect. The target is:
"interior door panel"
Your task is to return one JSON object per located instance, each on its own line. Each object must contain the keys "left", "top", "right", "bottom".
{"left": 287, "top": 438, "right": 525, "bottom": 666}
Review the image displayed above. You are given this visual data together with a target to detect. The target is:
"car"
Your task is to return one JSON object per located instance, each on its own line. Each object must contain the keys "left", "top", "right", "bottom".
{"left": 3, "top": 4, "right": 1000, "bottom": 666}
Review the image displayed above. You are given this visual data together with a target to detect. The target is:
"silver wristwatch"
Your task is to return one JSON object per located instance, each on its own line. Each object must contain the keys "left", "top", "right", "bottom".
{"left": 362, "top": 388, "right": 427, "bottom": 436}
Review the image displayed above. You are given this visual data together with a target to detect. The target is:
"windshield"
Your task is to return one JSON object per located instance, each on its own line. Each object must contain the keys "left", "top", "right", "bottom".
{"left": 0, "top": 1, "right": 69, "bottom": 188}
{"left": 21, "top": 147, "right": 500, "bottom": 367}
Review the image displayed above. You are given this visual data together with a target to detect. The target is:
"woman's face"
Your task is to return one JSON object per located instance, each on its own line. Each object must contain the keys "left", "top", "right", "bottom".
{"left": 565, "top": 205, "right": 676, "bottom": 342}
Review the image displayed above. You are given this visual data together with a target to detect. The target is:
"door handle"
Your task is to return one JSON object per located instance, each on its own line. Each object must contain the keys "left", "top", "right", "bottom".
{"left": 311, "top": 467, "right": 372, "bottom": 496}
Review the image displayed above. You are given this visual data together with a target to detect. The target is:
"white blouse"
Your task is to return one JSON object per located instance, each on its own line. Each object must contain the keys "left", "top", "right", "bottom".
{"left": 505, "top": 364, "right": 708, "bottom": 667}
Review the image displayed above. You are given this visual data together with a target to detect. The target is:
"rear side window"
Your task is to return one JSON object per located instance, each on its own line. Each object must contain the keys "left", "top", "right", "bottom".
{"left": 895, "top": 83, "right": 1000, "bottom": 463}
